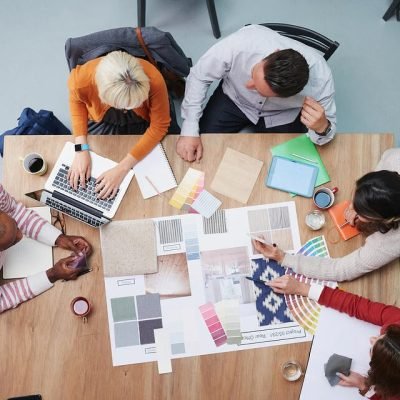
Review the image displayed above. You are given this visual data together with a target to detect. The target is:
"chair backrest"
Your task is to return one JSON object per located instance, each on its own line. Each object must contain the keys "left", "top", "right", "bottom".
{"left": 260, "top": 23, "right": 339, "bottom": 60}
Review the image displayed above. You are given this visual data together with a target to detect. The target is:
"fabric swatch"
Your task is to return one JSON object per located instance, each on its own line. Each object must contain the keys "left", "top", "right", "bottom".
{"left": 324, "top": 353, "right": 352, "bottom": 386}
{"left": 100, "top": 219, "right": 158, "bottom": 276}
{"left": 136, "top": 293, "right": 162, "bottom": 319}
{"left": 111, "top": 296, "right": 137, "bottom": 322}
{"left": 114, "top": 321, "right": 140, "bottom": 348}
{"left": 211, "top": 148, "right": 263, "bottom": 204}
{"left": 251, "top": 257, "right": 293, "bottom": 326}
{"left": 139, "top": 318, "right": 163, "bottom": 345}
{"left": 191, "top": 189, "right": 222, "bottom": 218}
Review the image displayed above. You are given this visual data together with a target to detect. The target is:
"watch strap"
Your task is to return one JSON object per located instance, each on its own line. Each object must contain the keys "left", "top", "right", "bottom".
{"left": 75, "top": 143, "right": 90, "bottom": 152}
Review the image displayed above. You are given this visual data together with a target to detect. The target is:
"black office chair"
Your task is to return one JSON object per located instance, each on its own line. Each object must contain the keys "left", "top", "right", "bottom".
{"left": 137, "top": 0, "right": 221, "bottom": 38}
{"left": 261, "top": 23, "right": 339, "bottom": 61}
{"left": 383, "top": 0, "right": 400, "bottom": 21}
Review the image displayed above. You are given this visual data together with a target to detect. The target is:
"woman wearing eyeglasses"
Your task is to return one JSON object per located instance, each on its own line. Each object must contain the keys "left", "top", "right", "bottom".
{"left": 266, "top": 274, "right": 400, "bottom": 399}
{"left": 253, "top": 148, "right": 400, "bottom": 282}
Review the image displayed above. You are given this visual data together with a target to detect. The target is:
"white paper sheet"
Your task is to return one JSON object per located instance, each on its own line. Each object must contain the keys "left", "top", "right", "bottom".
{"left": 133, "top": 144, "right": 177, "bottom": 199}
{"left": 300, "top": 306, "right": 379, "bottom": 400}
{"left": 3, "top": 207, "right": 53, "bottom": 279}
{"left": 104, "top": 201, "right": 312, "bottom": 367}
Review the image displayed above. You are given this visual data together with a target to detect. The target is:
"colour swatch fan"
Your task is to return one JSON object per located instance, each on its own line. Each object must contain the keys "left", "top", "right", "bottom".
{"left": 284, "top": 236, "right": 337, "bottom": 335}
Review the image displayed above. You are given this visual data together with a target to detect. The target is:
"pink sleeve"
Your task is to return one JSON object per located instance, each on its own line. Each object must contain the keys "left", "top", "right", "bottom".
{"left": 0, "top": 184, "right": 59, "bottom": 242}
{"left": 0, "top": 279, "right": 35, "bottom": 313}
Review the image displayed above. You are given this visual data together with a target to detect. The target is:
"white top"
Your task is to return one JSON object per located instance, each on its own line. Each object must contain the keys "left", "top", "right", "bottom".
{"left": 181, "top": 24, "right": 336, "bottom": 145}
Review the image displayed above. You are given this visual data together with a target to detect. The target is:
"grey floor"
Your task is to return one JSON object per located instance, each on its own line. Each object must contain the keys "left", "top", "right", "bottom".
{"left": 0, "top": 0, "right": 399, "bottom": 178}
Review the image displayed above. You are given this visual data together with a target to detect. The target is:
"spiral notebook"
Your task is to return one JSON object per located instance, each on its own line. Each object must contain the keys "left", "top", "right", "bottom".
{"left": 133, "top": 144, "right": 177, "bottom": 199}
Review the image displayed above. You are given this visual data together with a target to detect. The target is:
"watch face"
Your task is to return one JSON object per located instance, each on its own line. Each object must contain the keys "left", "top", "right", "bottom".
{"left": 74, "top": 144, "right": 82, "bottom": 152}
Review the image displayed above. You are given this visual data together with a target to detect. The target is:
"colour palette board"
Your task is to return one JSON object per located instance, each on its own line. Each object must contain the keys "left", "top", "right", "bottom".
{"left": 104, "top": 201, "right": 312, "bottom": 367}
{"left": 284, "top": 236, "right": 337, "bottom": 335}
{"left": 169, "top": 168, "right": 204, "bottom": 210}
{"left": 199, "top": 303, "right": 227, "bottom": 346}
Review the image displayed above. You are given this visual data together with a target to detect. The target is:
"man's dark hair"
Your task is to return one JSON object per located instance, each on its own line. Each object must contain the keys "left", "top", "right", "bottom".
{"left": 263, "top": 49, "right": 309, "bottom": 97}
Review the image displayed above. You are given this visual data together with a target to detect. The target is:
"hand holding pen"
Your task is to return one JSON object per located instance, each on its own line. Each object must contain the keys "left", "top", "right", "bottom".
{"left": 251, "top": 238, "right": 286, "bottom": 264}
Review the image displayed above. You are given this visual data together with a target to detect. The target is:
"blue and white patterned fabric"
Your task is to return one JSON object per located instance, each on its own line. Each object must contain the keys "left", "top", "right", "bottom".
{"left": 251, "top": 257, "right": 293, "bottom": 326}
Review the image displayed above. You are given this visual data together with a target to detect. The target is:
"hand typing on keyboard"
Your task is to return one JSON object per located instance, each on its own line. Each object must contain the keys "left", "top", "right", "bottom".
{"left": 95, "top": 154, "right": 137, "bottom": 199}
{"left": 68, "top": 151, "right": 91, "bottom": 190}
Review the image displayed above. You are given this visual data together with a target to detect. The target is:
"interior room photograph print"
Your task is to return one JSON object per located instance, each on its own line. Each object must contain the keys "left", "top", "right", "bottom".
{"left": 145, "top": 253, "right": 191, "bottom": 299}
{"left": 200, "top": 246, "right": 256, "bottom": 304}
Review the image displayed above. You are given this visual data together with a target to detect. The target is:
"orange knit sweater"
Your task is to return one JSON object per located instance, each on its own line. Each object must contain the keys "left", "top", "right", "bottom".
{"left": 68, "top": 57, "right": 170, "bottom": 161}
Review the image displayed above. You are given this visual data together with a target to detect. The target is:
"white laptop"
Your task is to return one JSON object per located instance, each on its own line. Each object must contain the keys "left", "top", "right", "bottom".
{"left": 26, "top": 141, "right": 134, "bottom": 228}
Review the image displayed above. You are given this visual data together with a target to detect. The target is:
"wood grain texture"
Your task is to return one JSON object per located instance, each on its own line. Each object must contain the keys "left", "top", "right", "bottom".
{"left": 0, "top": 133, "right": 396, "bottom": 400}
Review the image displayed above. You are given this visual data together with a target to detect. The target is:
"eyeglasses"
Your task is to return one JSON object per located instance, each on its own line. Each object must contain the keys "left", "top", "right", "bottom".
{"left": 50, "top": 209, "right": 67, "bottom": 235}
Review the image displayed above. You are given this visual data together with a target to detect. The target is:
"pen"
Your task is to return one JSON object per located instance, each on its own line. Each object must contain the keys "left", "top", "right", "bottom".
{"left": 247, "top": 233, "right": 277, "bottom": 247}
{"left": 246, "top": 276, "right": 269, "bottom": 285}
{"left": 291, "top": 153, "right": 318, "bottom": 164}
{"left": 338, "top": 220, "right": 349, "bottom": 229}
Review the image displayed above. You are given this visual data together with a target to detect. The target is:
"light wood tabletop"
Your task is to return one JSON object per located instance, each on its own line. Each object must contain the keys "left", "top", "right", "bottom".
{"left": 0, "top": 133, "right": 397, "bottom": 400}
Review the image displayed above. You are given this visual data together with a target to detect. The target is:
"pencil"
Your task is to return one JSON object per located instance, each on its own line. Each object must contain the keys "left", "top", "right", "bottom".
{"left": 291, "top": 153, "right": 318, "bottom": 164}
{"left": 145, "top": 176, "right": 168, "bottom": 199}
{"left": 338, "top": 220, "right": 350, "bottom": 229}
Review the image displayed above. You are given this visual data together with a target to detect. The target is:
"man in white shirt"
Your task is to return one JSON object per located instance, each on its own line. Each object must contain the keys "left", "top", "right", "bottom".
{"left": 177, "top": 25, "right": 337, "bottom": 162}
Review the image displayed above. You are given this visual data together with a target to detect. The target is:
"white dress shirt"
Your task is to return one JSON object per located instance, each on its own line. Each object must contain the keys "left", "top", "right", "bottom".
{"left": 181, "top": 25, "right": 336, "bottom": 145}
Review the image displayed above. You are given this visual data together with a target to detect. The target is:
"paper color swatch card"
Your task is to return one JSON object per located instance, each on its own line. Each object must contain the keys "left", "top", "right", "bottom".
{"left": 271, "top": 135, "right": 330, "bottom": 187}
{"left": 328, "top": 200, "right": 360, "bottom": 241}
{"left": 169, "top": 168, "right": 204, "bottom": 210}
{"left": 191, "top": 190, "right": 221, "bottom": 218}
{"left": 211, "top": 148, "right": 263, "bottom": 204}
{"left": 3, "top": 207, "right": 53, "bottom": 279}
{"left": 133, "top": 144, "right": 177, "bottom": 199}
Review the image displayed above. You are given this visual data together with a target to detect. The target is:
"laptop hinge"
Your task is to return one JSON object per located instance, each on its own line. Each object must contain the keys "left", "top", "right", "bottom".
{"left": 52, "top": 190, "right": 104, "bottom": 218}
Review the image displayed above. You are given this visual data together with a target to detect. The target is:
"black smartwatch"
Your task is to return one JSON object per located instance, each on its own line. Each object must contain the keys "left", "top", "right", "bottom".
{"left": 74, "top": 143, "right": 90, "bottom": 152}
{"left": 315, "top": 121, "right": 332, "bottom": 136}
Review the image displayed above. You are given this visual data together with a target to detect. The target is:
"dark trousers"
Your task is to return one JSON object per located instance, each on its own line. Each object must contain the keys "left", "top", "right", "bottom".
{"left": 199, "top": 83, "right": 307, "bottom": 133}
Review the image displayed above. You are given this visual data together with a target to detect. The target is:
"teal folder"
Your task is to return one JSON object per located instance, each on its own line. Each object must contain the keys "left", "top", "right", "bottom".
{"left": 270, "top": 135, "right": 330, "bottom": 188}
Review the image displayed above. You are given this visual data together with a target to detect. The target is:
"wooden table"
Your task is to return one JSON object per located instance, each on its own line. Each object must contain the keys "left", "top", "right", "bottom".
{"left": 0, "top": 133, "right": 398, "bottom": 400}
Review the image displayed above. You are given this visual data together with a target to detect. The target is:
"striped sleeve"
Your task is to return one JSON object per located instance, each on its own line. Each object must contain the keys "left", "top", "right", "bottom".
{"left": 0, "top": 278, "right": 34, "bottom": 313}
{"left": 0, "top": 272, "right": 53, "bottom": 314}
{"left": 0, "top": 184, "right": 61, "bottom": 245}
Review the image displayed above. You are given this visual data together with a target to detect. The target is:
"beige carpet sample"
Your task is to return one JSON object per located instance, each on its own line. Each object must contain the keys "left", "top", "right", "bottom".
{"left": 211, "top": 148, "right": 264, "bottom": 204}
{"left": 100, "top": 219, "right": 158, "bottom": 276}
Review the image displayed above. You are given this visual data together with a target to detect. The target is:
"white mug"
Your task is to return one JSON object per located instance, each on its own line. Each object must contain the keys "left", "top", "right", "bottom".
{"left": 20, "top": 153, "right": 47, "bottom": 176}
{"left": 313, "top": 187, "right": 338, "bottom": 210}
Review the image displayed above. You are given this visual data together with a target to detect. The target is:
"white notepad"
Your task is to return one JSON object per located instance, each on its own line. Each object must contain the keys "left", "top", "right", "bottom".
{"left": 133, "top": 144, "right": 177, "bottom": 199}
{"left": 3, "top": 207, "right": 53, "bottom": 279}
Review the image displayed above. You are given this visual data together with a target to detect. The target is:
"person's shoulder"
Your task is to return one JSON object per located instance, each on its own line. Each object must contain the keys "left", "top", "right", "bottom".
{"left": 68, "top": 58, "right": 102, "bottom": 89}
{"left": 378, "top": 148, "right": 400, "bottom": 172}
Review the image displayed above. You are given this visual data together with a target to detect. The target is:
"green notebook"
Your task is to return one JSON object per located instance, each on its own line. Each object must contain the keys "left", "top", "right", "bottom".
{"left": 270, "top": 135, "right": 330, "bottom": 188}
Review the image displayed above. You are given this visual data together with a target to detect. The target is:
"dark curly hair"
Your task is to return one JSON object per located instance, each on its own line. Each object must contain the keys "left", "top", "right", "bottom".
{"left": 367, "top": 325, "right": 400, "bottom": 398}
{"left": 353, "top": 170, "right": 400, "bottom": 234}
{"left": 263, "top": 49, "right": 309, "bottom": 97}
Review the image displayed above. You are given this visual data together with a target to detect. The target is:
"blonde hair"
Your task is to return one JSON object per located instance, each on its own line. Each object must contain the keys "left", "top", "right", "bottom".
{"left": 95, "top": 51, "right": 150, "bottom": 109}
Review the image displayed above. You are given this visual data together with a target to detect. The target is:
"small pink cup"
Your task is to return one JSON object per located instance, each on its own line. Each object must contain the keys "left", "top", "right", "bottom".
{"left": 71, "top": 296, "right": 91, "bottom": 322}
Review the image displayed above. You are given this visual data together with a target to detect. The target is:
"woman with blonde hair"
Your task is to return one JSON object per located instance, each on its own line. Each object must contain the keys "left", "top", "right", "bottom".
{"left": 67, "top": 51, "right": 170, "bottom": 198}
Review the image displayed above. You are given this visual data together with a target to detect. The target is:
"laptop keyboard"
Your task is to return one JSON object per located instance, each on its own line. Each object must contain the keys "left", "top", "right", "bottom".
{"left": 46, "top": 197, "right": 103, "bottom": 227}
{"left": 52, "top": 164, "right": 116, "bottom": 212}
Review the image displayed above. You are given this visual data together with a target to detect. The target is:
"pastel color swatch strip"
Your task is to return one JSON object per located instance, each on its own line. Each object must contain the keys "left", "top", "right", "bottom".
{"left": 199, "top": 303, "right": 227, "bottom": 347}
{"left": 214, "top": 299, "right": 242, "bottom": 345}
{"left": 169, "top": 168, "right": 205, "bottom": 210}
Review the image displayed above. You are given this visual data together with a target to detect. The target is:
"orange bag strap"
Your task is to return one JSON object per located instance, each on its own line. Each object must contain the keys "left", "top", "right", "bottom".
{"left": 135, "top": 27, "right": 157, "bottom": 67}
